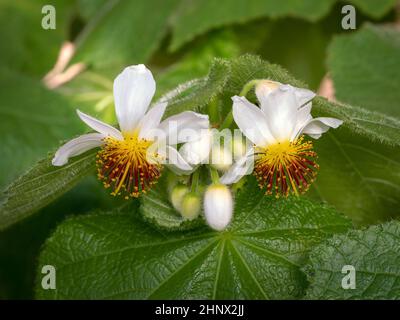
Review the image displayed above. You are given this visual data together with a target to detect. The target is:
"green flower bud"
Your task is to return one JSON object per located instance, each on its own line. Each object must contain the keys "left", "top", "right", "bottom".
{"left": 170, "top": 184, "right": 189, "bottom": 211}
{"left": 180, "top": 192, "right": 201, "bottom": 220}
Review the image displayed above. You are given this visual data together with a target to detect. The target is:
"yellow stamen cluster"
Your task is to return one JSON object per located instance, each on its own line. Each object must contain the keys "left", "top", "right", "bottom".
{"left": 254, "top": 136, "right": 318, "bottom": 197}
{"left": 96, "top": 133, "right": 162, "bottom": 199}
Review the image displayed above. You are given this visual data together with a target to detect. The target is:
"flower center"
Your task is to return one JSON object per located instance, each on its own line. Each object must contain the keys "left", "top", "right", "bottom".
{"left": 254, "top": 136, "right": 318, "bottom": 197}
{"left": 96, "top": 133, "right": 162, "bottom": 199}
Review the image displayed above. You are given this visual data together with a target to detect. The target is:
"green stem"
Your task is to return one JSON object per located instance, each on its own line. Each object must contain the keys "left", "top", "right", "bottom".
{"left": 191, "top": 170, "right": 200, "bottom": 192}
{"left": 207, "top": 98, "right": 220, "bottom": 124}
{"left": 220, "top": 79, "right": 261, "bottom": 129}
{"left": 210, "top": 168, "right": 220, "bottom": 184}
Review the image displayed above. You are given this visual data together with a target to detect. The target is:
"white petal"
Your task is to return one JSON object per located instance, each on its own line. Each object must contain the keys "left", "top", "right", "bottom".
{"left": 159, "top": 146, "right": 193, "bottom": 175}
{"left": 300, "top": 117, "right": 343, "bottom": 138}
{"left": 77, "top": 110, "right": 123, "bottom": 140}
{"left": 289, "top": 85, "right": 316, "bottom": 106}
{"left": 52, "top": 133, "right": 104, "bottom": 166}
{"left": 232, "top": 96, "right": 275, "bottom": 146}
{"left": 290, "top": 103, "right": 312, "bottom": 141}
{"left": 158, "top": 111, "right": 209, "bottom": 144}
{"left": 138, "top": 102, "right": 167, "bottom": 140}
{"left": 220, "top": 148, "right": 254, "bottom": 185}
{"left": 259, "top": 86, "right": 299, "bottom": 141}
{"left": 113, "top": 64, "right": 155, "bottom": 133}
{"left": 179, "top": 129, "right": 212, "bottom": 165}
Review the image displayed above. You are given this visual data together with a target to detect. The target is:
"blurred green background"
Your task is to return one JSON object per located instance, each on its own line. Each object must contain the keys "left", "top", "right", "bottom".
{"left": 0, "top": 0, "right": 398, "bottom": 299}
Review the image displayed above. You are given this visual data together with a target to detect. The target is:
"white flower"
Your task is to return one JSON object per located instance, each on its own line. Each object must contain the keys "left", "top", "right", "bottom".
{"left": 52, "top": 64, "right": 209, "bottom": 198}
{"left": 221, "top": 81, "right": 343, "bottom": 197}
{"left": 203, "top": 183, "right": 233, "bottom": 231}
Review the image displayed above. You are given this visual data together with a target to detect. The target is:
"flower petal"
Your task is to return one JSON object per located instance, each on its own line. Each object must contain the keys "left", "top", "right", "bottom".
{"left": 179, "top": 129, "right": 212, "bottom": 165}
{"left": 52, "top": 133, "right": 104, "bottom": 166}
{"left": 158, "top": 111, "right": 209, "bottom": 144}
{"left": 161, "top": 146, "right": 194, "bottom": 175}
{"left": 220, "top": 148, "right": 254, "bottom": 185}
{"left": 113, "top": 64, "right": 155, "bottom": 133}
{"left": 259, "top": 86, "right": 299, "bottom": 141}
{"left": 291, "top": 85, "right": 316, "bottom": 106}
{"left": 232, "top": 96, "right": 275, "bottom": 146}
{"left": 300, "top": 117, "right": 343, "bottom": 138}
{"left": 138, "top": 102, "right": 167, "bottom": 140}
{"left": 77, "top": 110, "right": 123, "bottom": 140}
{"left": 290, "top": 103, "right": 312, "bottom": 141}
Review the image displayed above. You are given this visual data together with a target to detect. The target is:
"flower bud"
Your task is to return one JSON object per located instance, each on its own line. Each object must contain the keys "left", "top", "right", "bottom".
{"left": 180, "top": 192, "right": 201, "bottom": 220}
{"left": 170, "top": 184, "right": 189, "bottom": 211}
{"left": 204, "top": 184, "right": 233, "bottom": 231}
{"left": 255, "top": 80, "right": 280, "bottom": 97}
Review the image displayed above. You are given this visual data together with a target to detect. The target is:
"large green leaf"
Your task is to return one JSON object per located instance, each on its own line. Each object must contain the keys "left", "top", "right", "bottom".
{"left": 35, "top": 178, "right": 351, "bottom": 299}
{"left": 304, "top": 221, "right": 400, "bottom": 299}
{"left": 73, "top": 0, "right": 180, "bottom": 70}
{"left": 0, "top": 69, "right": 84, "bottom": 188}
{"left": 0, "top": 150, "right": 96, "bottom": 231}
{"left": 328, "top": 24, "right": 400, "bottom": 118}
{"left": 170, "top": 0, "right": 335, "bottom": 50}
{"left": 309, "top": 127, "right": 400, "bottom": 225}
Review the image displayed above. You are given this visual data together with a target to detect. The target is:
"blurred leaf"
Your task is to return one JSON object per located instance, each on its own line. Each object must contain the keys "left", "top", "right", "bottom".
{"left": 155, "top": 30, "right": 240, "bottom": 98}
{"left": 348, "top": 0, "right": 397, "bottom": 19}
{"left": 77, "top": 0, "right": 108, "bottom": 20}
{"left": 73, "top": 0, "right": 180, "bottom": 70}
{"left": 305, "top": 221, "right": 400, "bottom": 299}
{"left": 328, "top": 24, "right": 400, "bottom": 118}
{"left": 310, "top": 127, "right": 400, "bottom": 225}
{"left": 0, "top": 68, "right": 84, "bottom": 188}
{"left": 0, "top": 0, "right": 73, "bottom": 76}
{"left": 257, "top": 18, "right": 333, "bottom": 90}
{"left": 170, "top": 0, "right": 336, "bottom": 50}
{"left": 36, "top": 177, "right": 351, "bottom": 299}
{"left": 0, "top": 150, "right": 96, "bottom": 231}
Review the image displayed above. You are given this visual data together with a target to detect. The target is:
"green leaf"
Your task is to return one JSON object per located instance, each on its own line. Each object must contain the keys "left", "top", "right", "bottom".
{"left": 304, "top": 221, "right": 400, "bottom": 299}
{"left": 155, "top": 30, "right": 240, "bottom": 99}
{"left": 0, "top": 0, "right": 73, "bottom": 77}
{"left": 35, "top": 178, "right": 351, "bottom": 299}
{"left": 0, "top": 68, "right": 84, "bottom": 188}
{"left": 170, "top": 0, "right": 335, "bottom": 51}
{"left": 0, "top": 150, "right": 96, "bottom": 231}
{"left": 160, "top": 58, "right": 230, "bottom": 118}
{"left": 328, "top": 24, "right": 400, "bottom": 118}
{"left": 313, "top": 97, "right": 400, "bottom": 147}
{"left": 309, "top": 127, "right": 400, "bottom": 226}
{"left": 348, "top": 0, "right": 397, "bottom": 18}
{"left": 73, "top": 0, "right": 180, "bottom": 69}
